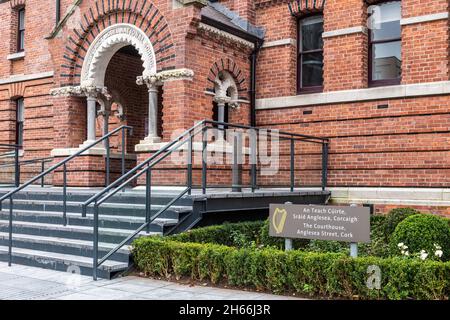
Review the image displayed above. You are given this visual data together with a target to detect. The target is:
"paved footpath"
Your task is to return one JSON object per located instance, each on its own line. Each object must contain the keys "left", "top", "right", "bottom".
{"left": 0, "top": 262, "right": 301, "bottom": 300}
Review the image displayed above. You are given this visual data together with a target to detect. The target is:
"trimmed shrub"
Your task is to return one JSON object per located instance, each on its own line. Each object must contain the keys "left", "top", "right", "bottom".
{"left": 382, "top": 208, "right": 420, "bottom": 241}
{"left": 170, "top": 221, "right": 264, "bottom": 247}
{"left": 132, "top": 236, "right": 450, "bottom": 300}
{"left": 390, "top": 214, "right": 450, "bottom": 261}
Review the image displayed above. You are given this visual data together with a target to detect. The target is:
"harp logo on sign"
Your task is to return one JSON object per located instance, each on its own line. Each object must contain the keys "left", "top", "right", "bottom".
{"left": 271, "top": 207, "right": 287, "bottom": 234}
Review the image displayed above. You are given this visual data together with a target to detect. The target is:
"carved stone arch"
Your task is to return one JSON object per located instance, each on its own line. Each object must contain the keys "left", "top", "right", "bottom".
{"left": 214, "top": 70, "right": 239, "bottom": 106}
{"left": 60, "top": 0, "right": 176, "bottom": 86}
{"left": 206, "top": 58, "right": 248, "bottom": 100}
{"left": 288, "top": 0, "right": 325, "bottom": 17}
{"left": 10, "top": 0, "right": 26, "bottom": 9}
{"left": 81, "top": 23, "right": 157, "bottom": 87}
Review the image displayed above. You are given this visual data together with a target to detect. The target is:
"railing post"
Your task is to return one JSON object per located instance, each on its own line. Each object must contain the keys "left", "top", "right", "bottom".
{"left": 105, "top": 134, "right": 110, "bottom": 187}
{"left": 202, "top": 127, "right": 207, "bottom": 195}
{"left": 121, "top": 128, "right": 126, "bottom": 177}
{"left": 63, "top": 163, "right": 67, "bottom": 226}
{"left": 321, "top": 142, "right": 329, "bottom": 191}
{"left": 145, "top": 168, "right": 151, "bottom": 234}
{"left": 14, "top": 147, "right": 19, "bottom": 188}
{"left": 187, "top": 133, "right": 193, "bottom": 195}
{"left": 8, "top": 196, "right": 13, "bottom": 266}
{"left": 93, "top": 202, "right": 99, "bottom": 281}
{"left": 250, "top": 129, "right": 257, "bottom": 192}
{"left": 41, "top": 161, "right": 45, "bottom": 187}
{"left": 290, "top": 139, "right": 295, "bottom": 192}
{"left": 232, "top": 131, "right": 243, "bottom": 192}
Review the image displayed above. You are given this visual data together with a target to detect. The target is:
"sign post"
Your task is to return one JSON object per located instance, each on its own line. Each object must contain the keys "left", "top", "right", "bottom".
{"left": 284, "top": 201, "right": 293, "bottom": 251}
{"left": 349, "top": 203, "right": 358, "bottom": 258}
{"left": 269, "top": 204, "right": 371, "bottom": 256}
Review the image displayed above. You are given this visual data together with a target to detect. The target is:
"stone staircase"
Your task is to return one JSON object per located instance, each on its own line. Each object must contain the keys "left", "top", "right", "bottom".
{"left": 0, "top": 188, "right": 193, "bottom": 279}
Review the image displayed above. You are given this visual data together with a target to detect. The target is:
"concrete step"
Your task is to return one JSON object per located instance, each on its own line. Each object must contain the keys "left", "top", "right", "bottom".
{"left": 1, "top": 199, "right": 191, "bottom": 219}
{"left": 0, "top": 219, "right": 160, "bottom": 243}
{"left": 0, "top": 245, "right": 128, "bottom": 279}
{"left": 0, "top": 232, "right": 131, "bottom": 263}
{"left": 0, "top": 189, "right": 194, "bottom": 206}
{"left": 0, "top": 209, "right": 179, "bottom": 232}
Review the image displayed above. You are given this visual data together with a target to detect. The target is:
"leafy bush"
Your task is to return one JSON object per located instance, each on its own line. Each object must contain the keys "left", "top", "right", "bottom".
{"left": 390, "top": 214, "right": 450, "bottom": 261}
{"left": 382, "top": 208, "right": 420, "bottom": 241}
{"left": 258, "top": 219, "right": 309, "bottom": 250}
{"left": 169, "top": 221, "right": 264, "bottom": 247}
{"left": 132, "top": 236, "right": 450, "bottom": 299}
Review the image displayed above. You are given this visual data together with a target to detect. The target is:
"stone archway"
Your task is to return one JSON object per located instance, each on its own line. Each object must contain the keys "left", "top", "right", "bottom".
{"left": 78, "top": 23, "right": 161, "bottom": 146}
{"left": 81, "top": 23, "right": 157, "bottom": 88}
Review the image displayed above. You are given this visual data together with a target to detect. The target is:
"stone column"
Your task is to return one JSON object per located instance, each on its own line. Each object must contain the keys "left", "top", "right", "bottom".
{"left": 147, "top": 83, "right": 160, "bottom": 143}
{"left": 213, "top": 96, "right": 230, "bottom": 141}
{"left": 86, "top": 95, "right": 97, "bottom": 142}
{"left": 136, "top": 74, "right": 161, "bottom": 144}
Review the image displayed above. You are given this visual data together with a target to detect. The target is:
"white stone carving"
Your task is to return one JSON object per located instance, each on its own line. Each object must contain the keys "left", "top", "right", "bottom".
{"left": 50, "top": 85, "right": 112, "bottom": 101}
{"left": 81, "top": 23, "right": 157, "bottom": 87}
{"left": 213, "top": 71, "right": 239, "bottom": 109}
{"left": 136, "top": 68, "right": 194, "bottom": 88}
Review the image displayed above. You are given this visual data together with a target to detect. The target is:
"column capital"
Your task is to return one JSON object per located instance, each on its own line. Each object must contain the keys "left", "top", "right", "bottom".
{"left": 213, "top": 95, "right": 231, "bottom": 106}
{"left": 50, "top": 82, "right": 112, "bottom": 102}
{"left": 136, "top": 68, "right": 194, "bottom": 89}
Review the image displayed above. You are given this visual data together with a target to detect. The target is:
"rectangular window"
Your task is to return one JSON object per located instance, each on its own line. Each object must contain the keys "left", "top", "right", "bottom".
{"left": 297, "top": 15, "right": 324, "bottom": 93}
{"left": 17, "top": 8, "right": 25, "bottom": 52}
{"left": 16, "top": 98, "right": 24, "bottom": 147}
{"left": 369, "top": 1, "right": 401, "bottom": 86}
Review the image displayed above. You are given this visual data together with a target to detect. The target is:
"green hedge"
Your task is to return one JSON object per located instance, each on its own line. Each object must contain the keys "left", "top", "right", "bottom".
{"left": 132, "top": 236, "right": 450, "bottom": 300}
{"left": 169, "top": 221, "right": 264, "bottom": 247}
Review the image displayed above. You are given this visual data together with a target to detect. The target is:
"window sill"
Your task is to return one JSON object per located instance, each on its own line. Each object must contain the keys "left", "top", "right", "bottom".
{"left": 256, "top": 81, "right": 450, "bottom": 109}
{"left": 7, "top": 51, "right": 25, "bottom": 61}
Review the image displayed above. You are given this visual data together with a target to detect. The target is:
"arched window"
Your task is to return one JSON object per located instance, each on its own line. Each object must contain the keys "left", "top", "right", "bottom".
{"left": 297, "top": 15, "right": 324, "bottom": 93}
{"left": 368, "top": 1, "right": 401, "bottom": 86}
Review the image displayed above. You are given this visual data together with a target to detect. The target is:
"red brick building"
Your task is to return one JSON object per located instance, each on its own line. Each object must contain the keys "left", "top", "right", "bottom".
{"left": 0, "top": 0, "right": 449, "bottom": 215}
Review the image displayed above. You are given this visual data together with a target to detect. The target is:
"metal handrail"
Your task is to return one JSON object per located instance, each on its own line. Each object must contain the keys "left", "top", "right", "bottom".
{"left": 85, "top": 120, "right": 329, "bottom": 280}
{"left": 0, "top": 156, "right": 54, "bottom": 188}
{"left": 0, "top": 144, "right": 21, "bottom": 188}
{"left": 81, "top": 120, "right": 207, "bottom": 215}
{"left": 0, "top": 125, "right": 133, "bottom": 205}
{"left": 1, "top": 125, "right": 133, "bottom": 268}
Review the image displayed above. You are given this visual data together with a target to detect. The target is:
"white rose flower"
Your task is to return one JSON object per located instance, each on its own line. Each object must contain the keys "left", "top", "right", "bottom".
{"left": 420, "top": 251, "right": 428, "bottom": 260}
{"left": 435, "top": 250, "right": 443, "bottom": 258}
{"left": 398, "top": 243, "right": 404, "bottom": 248}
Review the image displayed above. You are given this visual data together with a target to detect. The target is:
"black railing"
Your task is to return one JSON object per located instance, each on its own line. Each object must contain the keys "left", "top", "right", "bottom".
{"left": 0, "top": 125, "right": 133, "bottom": 267}
{"left": 81, "top": 120, "right": 329, "bottom": 280}
{"left": 0, "top": 156, "right": 54, "bottom": 187}
{"left": 0, "top": 144, "right": 21, "bottom": 187}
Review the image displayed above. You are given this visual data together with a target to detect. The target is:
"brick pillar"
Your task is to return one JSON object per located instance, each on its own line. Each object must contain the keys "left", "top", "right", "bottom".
{"left": 401, "top": 0, "right": 450, "bottom": 84}
{"left": 50, "top": 95, "right": 108, "bottom": 187}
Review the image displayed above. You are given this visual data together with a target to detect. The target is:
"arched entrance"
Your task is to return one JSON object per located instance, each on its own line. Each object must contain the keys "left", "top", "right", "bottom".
{"left": 80, "top": 23, "right": 161, "bottom": 149}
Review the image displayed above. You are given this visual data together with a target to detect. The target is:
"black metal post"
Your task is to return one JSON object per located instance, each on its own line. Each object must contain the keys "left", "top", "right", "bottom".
{"left": 145, "top": 168, "right": 151, "bottom": 234}
{"left": 14, "top": 147, "right": 19, "bottom": 188}
{"left": 232, "top": 131, "right": 242, "bottom": 192}
{"left": 187, "top": 133, "right": 193, "bottom": 195}
{"left": 322, "top": 142, "right": 329, "bottom": 191}
{"left": 202, "top": 128, "right": 207, "bottom": 195}
{"left": 8, "top": 196, "right": 13, "bottom": 266}
{"left": 250, "top": 130, "right": 257, "bottom": 192}
{"left": 121, "top": 128, "right": 126, "bottom": 177}
{"left": 63, "top": 163, "right": 67, "bottom": 226}
{"left": 41, "top": 161, "right": 45, "bottom": 187}
{"left": 290, "top": 139, "right": 295, "bottom": 192}
{"left": 105, "top": 135, "right": 110, "bottom": 187}
{"left": 93, "top": 203, "right": 99, "bottom": 281}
